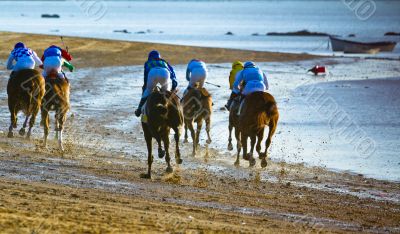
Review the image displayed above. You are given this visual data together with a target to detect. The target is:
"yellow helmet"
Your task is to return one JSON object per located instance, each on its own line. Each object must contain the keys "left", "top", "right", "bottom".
{"left": 232, "top": 61, "right": 244, "bottom": 69}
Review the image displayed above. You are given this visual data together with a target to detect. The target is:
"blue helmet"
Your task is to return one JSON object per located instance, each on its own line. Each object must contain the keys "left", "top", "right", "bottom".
{"left": 244, "top": 61, "right": 256, "bottom": 68}
{"left": 14, "top": 42, "right": 26, "bottom": 49}
{"left": 148, "top": 50, "right": 161, "bottom": 60}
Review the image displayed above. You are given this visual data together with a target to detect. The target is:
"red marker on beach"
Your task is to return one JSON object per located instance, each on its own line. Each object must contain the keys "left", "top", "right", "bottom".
{"left": 308, "top": 65, "right": 326, "bottom": 75}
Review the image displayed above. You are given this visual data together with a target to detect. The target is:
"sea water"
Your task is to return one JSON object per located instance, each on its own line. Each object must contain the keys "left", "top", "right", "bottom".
{"left": 0, "top": 0, "right": 399, "bottom": 55}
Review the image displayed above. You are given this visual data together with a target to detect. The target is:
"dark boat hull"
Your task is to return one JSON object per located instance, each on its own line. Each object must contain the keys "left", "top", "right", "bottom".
{"left": 330, "top": 36, "right": 396, "bottom": 53}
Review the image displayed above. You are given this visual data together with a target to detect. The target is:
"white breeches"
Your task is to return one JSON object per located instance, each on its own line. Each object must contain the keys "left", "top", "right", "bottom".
{"left": 13, "top": 57, "right": 35, "bottom": 71}
{"left": 189, "top": 67, "right": 207, "bottom": 88}
{"left": 142, "top": 67, "right": 170, "bottom": 98}
{"left": 242, "top": 81, "right": 266, "bottom": 96}
{"left": 42, "top": 56, "right": 64, "bottom": 78}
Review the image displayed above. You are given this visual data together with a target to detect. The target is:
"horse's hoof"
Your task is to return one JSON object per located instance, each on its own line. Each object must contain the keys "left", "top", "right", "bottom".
{"left": 261, "top": 158, "right": 268, "bottom": 168}
{"left": 26, "top": 134, "right": 31, "bottom": 140}
{"left": 176, "top": 158, "right": 183, "bottom": 164}
{"left": 234, "top": 160, "right": 240, "bottom": 167}
{"left": 183, "top": 139, "right": 188, "bottom": 143}
{"left": 140, "top": 173, "right": 151, "bottom": 179}
{"left": 166, "top": 167, "right": 173, "bottom": 173}
{"left": 19, "top": 128, "right": 25, "bottom": 136}
{"left": 227, "top": 143, "right": 233, "bottom": 151}
{"left": 7, "top": 132, "right": 13, "bottom": 138}
{"left": 249, "top": 157, "right": 256, "bottom": 167}
{"left": 206, "top": 139, "right": 212, "bottom": 144}
{"left": 243, "top": 153, "right": 251, "bottom": 161}
{"left": 158, "top": 149, "right": 165, "bottom": 158}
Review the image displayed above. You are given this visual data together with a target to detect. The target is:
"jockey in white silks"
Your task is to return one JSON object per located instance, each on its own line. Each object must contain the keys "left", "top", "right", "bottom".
{"left": 184, "top": 59, "right": 207, "bottom": 95}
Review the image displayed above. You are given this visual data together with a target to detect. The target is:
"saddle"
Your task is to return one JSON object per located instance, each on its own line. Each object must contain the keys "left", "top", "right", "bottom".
{"left": 45, "top": 70, "right": 69, "bottom": 84}
{"left": 45, "top": 76, "right": 69, "bottom": 84}
{"left": 199, "top": 87, "right": 211, "bottom": 98}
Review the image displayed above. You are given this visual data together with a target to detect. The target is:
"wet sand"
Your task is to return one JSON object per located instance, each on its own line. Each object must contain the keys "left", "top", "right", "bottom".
{"left": 0, "top": 33, "right": 400, "bottom": 233}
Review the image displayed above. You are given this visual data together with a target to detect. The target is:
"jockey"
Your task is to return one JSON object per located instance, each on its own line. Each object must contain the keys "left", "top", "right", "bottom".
{"left": 184, "top": 59, "right": 207, "bottom": 94}
{"left": 225, "top": 61, "right": 269, "bottom": 110}
{"left": 229, "top": 61, "right": 244, "bottom": 90}
{"left": 225, "top": 60, "right": 244, "bottom": 108}
{"left": 41, "top": 45, "right": 74, "bottom": 79}
{"left": 135, "top": 50, "right": 178, "bottom": 117}
{"left": 6, "top": 42, "right": 42, "bottom": 72}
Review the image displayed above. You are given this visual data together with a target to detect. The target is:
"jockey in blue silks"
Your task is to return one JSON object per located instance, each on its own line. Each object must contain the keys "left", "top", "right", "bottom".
{"left": 135, "top": 50, "right": 178, "bottom": 117}
{"left": 6, "top": 42, "right": 42, "bottom": 72}
{"left": 226, "top": 61, "right": 269, "bottom": 111}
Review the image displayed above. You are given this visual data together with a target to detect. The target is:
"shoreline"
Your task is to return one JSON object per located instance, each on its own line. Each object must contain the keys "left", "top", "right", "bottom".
{"left": 0, "top": 31, "right": 320, "bottom": 68}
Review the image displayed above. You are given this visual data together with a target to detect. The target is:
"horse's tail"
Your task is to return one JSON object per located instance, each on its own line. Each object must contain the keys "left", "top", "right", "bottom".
{"left": 19, "top": 69, "right": 42, "bottom": 111}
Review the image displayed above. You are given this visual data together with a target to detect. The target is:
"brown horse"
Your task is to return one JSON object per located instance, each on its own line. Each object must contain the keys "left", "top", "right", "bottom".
{"left": 239, "top": 91, "right": 279, "bottom": 167}
{"left": 7, "top": 69, "right": 45, "bottom": 138}
{"left": 227, "top": 95, "right": 242, "bottom": 166}
{"left": 182, "top": 87, "right": 212, "bottom": 156}
{"left": 41, "top": 70, "right": 70, "bottom": 151}
{"left": 141, "top": 88, "right": 183, "bottom": 179}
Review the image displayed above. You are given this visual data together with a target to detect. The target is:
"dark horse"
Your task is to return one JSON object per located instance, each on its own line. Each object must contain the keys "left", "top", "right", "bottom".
{"left": 7, "top": 69, "right": 45, "bottom": 138}
{"left": 141, "top": 88, "right": 183, "bottom": 179}
{"left": 239, "top": 91, "right": 279, "bottom": 167}
{"left": 41, "top": 70, "right": 70, "bottom": 151}
{"left": 227, "top": 95, "right": 242, "bottom": 166}
{"left": 182, "top": 87, "right": 212, "bottom": 156}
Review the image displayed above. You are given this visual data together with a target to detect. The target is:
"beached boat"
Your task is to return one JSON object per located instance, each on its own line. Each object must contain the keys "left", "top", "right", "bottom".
{"left": 329, "top": 36, "right": 397, "bottom": 54}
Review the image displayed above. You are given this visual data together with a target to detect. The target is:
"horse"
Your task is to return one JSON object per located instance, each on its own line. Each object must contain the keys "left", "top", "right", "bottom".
{"left": 239, "top": 91, "right": 279, "bottom": 167}
{"left": 227, "top": 95, "right": 242, "bottom": 166}
{"left": 41, "top": 70, "right": 70, "bottom": 151}
{"left": 141, "top": 88, "right": 183, "bottom": 179}
{"left": 182, "top": 86, "right": 212, "bottom": 156}
{"left": 7, "top": 69, "right": 45, "bottom": 139}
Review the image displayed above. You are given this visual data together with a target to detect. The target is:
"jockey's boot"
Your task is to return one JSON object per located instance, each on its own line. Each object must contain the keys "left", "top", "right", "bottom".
{"left": 225, "top": 92, "right": 238, "bottom": 110}
{"left": 183, "top": 86, "right": 192, "bottom": 97}
{"left": 135, "top": 97, "right": 147, "bottom": 117}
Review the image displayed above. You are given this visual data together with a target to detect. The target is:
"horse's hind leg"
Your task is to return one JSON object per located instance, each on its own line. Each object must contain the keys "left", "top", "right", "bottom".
{"left": 27, "top": 105, "right": 40, "bottom": 139}
{"left": 140, "top": 125, "right": 153, "bottom": 179}
{"left": 234, "top": 128, "right": 241, "bottom": 166}
{"left": 228, "top": 122, "right": 233, "bottom": 151}
{"left": 41, "top": 107, "right": 50, "bottom": 147}
{"left": 205, "top": 117, "right": 212, "bottom": 144}
{"left": 187, "top": 121, "right": 196, "bottom": 156}
{"left": 196, "top": 120, "right": 203, "bottom": 148}
{"left": 173, "top": 127, "right": 183, "bottom": 164}
{"left": 8, "top": 106, "right": 17, "bottom": 138}
{"left": 256, "top": 129, "right": 264, "bottom": 159}
{"left": 54, "top": 112, "right": 59, "bottom": 140}
{"left": 183, "top": 122, "right": 189, "bottom": 143}
{"left": 163, "top": 134, "right": 173, "bottom": 173}
{"left": 261, "top": 119, "right": 278, "bottom": 168}
{"left": 19, "top": 116, "right": 29, "bottom": 136}
{"left": 156, "top": 136, "right": 165, "bottom": 159}
{"left": 242, "top": 134, "right": 248, "bottom": 161}
{"left": 56, "top": 110, "right": 67, "bottom": 152}
{"left": 248, "top": 135, "right": 257, "bottom": 167}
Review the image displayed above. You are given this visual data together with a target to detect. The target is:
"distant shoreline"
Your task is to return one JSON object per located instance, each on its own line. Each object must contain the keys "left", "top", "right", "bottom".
{"left": 0, "top": 31, "right": 320, "bottom": 68}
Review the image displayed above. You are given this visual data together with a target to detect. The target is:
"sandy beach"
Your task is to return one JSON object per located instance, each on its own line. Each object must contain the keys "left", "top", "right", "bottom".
{"left": 0, "top": 32, "right": 318, "bottom": 68}
{"left": 0, "top": 32, "right": 399, "bottom": 233}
